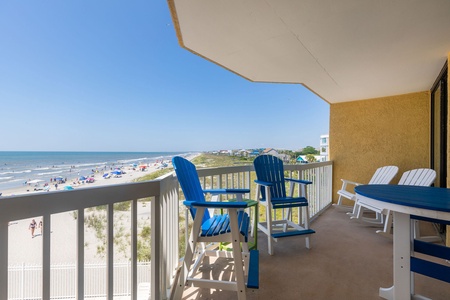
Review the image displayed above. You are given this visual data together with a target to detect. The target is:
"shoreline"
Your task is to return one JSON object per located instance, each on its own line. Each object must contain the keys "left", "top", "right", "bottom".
{"left": 1, "top": 153, "right": 200, "bottom": 197}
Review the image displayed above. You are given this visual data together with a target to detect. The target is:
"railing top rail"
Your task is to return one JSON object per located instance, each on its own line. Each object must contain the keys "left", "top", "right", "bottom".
{"left": 0, "top": 179, "right": 164, "bottom": 222}
{"left": 195, "top": 161, "right": 333, "bottom": 176}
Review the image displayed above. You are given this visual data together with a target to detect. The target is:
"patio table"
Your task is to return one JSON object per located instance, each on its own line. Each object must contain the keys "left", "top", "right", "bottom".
{"left": 355, "top": 184, "right": 450, "bottom": 300}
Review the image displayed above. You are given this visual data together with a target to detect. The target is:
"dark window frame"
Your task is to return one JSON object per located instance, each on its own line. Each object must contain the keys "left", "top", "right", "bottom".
{"left": 430, "top": 61, "right": 448, "bottom": 187}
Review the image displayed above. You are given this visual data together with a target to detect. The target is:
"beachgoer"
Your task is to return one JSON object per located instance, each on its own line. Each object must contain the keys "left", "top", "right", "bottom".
{"left": 29, "top": 219, "right": 37, "bottom": 237}
{"left": 39, "top": 219, "right": 43, "bottom": 234}
{"left": 55, "top": 183, "right": 58, "bottom": 190}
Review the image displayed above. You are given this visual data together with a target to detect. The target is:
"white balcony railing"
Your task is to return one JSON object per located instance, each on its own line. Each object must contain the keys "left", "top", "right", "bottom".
{"left": 0, "top": 161, "right": 332, "bottom": 300}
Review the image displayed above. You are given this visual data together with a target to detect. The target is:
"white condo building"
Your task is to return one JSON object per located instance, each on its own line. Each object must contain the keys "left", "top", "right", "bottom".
{"left": 320, "top": 134, "right": 329, "bottom": 160}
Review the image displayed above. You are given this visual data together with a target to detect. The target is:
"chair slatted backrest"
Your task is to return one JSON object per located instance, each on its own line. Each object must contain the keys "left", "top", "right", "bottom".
{"left": 398, "top": 168, "right": 436, "bottom": 187}
{"left": 254, "top": 155, "right": 286, "bottom": 199}
{"left": 368, "top": 166, "right": 399, "bottom": 184}
{"left": 172, "top": 156, "right": 210, "bottom": 223}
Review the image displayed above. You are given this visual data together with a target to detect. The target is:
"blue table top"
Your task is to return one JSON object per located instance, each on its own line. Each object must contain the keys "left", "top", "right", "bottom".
{"left": 355, "top": 185, "right": 450, "bottom": 213}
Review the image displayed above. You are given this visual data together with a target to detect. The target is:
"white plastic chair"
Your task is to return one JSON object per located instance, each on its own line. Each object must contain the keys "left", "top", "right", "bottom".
{"left": 372, "top": 169, "right": 437, "bottom": 238}
{"left": 335, "top": 166, "right": 399, "bottom": 223}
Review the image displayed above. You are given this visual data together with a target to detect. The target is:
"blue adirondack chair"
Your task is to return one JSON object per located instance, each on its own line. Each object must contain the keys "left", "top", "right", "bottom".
{"left": 172, "top": 156, "right": 258, "bottom": 300}
{"left": 253, "top": 155, "right": 315, "bottom": 255}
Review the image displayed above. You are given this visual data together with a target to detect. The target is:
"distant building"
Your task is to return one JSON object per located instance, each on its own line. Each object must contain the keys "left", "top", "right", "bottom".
{"left": 319, "top": 134, "right": 329, "bottom": 161}
{"left": 262, "top": 148, "right": 278, "bottom": 156}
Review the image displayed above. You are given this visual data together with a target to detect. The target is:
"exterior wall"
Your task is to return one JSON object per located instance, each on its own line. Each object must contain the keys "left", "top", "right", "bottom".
{"left": 330, "top": 91, "right": 430, "bottom": 205}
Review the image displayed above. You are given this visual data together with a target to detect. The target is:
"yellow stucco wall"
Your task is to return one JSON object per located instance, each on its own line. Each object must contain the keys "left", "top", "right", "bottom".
{"left": 330, "top": 91, "right": 430, "bottom": 205}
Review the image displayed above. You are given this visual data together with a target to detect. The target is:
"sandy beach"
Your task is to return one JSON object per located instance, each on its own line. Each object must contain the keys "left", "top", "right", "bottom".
{"left": 2, "top": 160, "right": 167, "bottom": 197}
{"left": 6, "top": 153, "right": 200, "bottom": 265}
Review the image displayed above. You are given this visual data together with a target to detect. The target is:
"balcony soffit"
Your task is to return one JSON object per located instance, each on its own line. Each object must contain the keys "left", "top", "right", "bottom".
{"left": 169, "top": 0, "right": 450, "bottom": 103}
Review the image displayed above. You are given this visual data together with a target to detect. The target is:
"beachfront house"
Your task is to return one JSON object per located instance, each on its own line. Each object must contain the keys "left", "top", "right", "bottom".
{"left": 1, "top": 2, "right": 450, "bottom": 299}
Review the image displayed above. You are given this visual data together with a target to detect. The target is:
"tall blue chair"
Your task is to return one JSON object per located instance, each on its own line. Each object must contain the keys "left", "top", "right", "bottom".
{"left": 172, "top": 156, "right": 258, "bottom": 300}
{"left": 253, "top": 155, "right": 315, "bottom": 255}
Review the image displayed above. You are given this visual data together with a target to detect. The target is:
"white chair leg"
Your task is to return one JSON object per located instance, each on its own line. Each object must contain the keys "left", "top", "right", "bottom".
{"left": 304, "top": 206, "right": 311, "bottom": 249}
{"left": 376, "top": 211, "right": 393, "bottom": 238}
{"left": 174, "top": 213, "right": 201, "bottom": 300}
{"left": 266, "top": 206, "right": 274, "bottom": 255}
{"left": 229, "top": 212, "right": 247, "bottom": 300}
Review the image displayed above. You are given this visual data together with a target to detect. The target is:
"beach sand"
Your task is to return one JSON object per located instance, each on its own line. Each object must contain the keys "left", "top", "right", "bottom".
{"left": 6, "top": 153, "right": 200, "bottom": 265}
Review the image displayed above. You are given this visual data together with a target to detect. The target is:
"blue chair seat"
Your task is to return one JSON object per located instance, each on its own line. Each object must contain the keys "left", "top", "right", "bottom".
{"left": 261, "top": 197, "right": 309, "bottom": 209}
{"left": 200, "top": 211, "right": 250, "bottom": 241}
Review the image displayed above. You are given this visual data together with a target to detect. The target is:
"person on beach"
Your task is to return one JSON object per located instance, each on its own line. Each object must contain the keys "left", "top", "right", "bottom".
{"left": 39, "top": 219, "right": 43, "bottom": 234}
{"left": 29, "top": 219, "right": 37, "bottom": 237}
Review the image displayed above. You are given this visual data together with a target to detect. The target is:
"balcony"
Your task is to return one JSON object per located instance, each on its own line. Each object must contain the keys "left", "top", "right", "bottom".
{"left": 1, "top": 161, "right": 448, "bottom": 299}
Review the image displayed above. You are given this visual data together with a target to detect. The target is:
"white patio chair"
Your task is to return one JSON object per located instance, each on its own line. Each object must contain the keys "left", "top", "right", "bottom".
{"left": 356, "top": 169, "right": 436, "bottom": 239}
{"left": 335, "top": 166, "right": 399, "bottom": 222}
{"left": 371, "top": 169, "right": 437, "bottom": 238}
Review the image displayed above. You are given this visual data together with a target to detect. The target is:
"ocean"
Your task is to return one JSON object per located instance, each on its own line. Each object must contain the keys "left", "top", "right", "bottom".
{"left": 0, "top": 151, "right": 190, "bottom": 191}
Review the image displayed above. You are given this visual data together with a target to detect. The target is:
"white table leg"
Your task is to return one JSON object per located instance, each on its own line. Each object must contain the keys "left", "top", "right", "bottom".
{"left": 380, "top": 212, "right": 411, "bottom": 300}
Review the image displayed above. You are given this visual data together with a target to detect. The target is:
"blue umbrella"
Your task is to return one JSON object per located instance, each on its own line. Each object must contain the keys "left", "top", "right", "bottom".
{"left": 64, "top": 186, "right": 74, "bottom": 190}
{"left": 79, "top": 176, "right": 86, "bottom": 181}
{"left": 112, "top": 170, "right": 122, "bottom": 175}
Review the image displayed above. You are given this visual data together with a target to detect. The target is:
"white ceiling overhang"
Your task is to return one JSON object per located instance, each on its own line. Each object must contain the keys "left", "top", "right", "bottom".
{"left": 168, "top": 0, "right": 450, "bottom": 103}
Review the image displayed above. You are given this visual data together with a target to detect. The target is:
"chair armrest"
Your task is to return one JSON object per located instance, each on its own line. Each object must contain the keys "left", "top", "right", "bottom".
{"left": 203, "top": 188, "right": 250, "bottom": 195}
{"left": 285, "top": 178, "right": 312, "bottom": 185}
{"left": 340, "top": 179, "right": 363, "bottom": 186}
{"left": 254, "top": 180, "right": 273, "bottom": 187}
{"left": 183, "top": 200, "right": 248, "bottom": 209}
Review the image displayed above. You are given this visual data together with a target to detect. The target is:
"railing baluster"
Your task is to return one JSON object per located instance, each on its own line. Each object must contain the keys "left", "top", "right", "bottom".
{"left": 76, "top": 208, "right": 84, "bottom": 300}
{"left": 42, "top": 214, "right": 51, "bottom": 300}
{"left": 0, "top": 221, "right": 8, "bottom": 300}
{"left": 107, "top": 204, "right": 114, "bottom": 300}
{"left": 131, "top": 199, "right": 138, "bottom": 300}
{"left": 151, "top": 194, "right": 161, "bottom": 300}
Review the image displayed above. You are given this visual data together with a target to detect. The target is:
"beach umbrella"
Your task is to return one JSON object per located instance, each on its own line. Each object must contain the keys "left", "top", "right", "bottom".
{"left": 55, "top": 176, "right": 64, "bottom": 180}
{"left": 112, "top": 170, "right": 122, "bottom": 175}
{"left": 103, "top": 173, "right": 110, "bottom": 178}
{"left": 64, "top": 186, "right": 74, "bottom": 190}
{"left": 79, "top": 176, "right": 86, "bottom": 180}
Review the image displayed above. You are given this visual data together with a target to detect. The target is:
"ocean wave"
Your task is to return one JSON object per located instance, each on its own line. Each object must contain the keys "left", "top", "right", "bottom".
{"left": 0, "top": 176, "right": 13, "bottom": 181}
{"left": 37, "top": 170, "right": 64, "bottom": 176}
{"left": 72, "top": 162, "right": 107, "bottom": 168}
{"left": 118, "top": 157, "right": 151, "bottom": 164}
{"left": 0, "top": 170, "right": 32, "bottom": 175}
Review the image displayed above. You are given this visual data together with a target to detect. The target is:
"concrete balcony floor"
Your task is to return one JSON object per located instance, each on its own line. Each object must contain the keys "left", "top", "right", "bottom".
{"left": 181, "top": 206, "right": 450, "bottom": 300}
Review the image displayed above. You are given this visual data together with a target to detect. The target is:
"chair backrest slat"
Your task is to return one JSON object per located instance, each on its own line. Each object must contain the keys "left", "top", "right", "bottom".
{"left": 368, "top": 166, "right": 399, "bottom": 184}
{"left": 399, "top": 168, "right": 436, "bottom": 187}
{"left": 254, "top": 155, "right": 286, "bottom": 199}
{"left": 173, "top": 156, "right": 211, "bottom": 222}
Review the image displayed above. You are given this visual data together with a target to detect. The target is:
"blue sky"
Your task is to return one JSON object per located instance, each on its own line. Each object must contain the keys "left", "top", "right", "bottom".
{"left": 0, "top": 1, "right": 329, "bottom": 152}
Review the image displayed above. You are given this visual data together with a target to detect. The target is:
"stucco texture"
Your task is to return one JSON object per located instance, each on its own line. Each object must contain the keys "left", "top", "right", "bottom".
{"left": 330, "top": 91, "right": 430, "bottom": 205}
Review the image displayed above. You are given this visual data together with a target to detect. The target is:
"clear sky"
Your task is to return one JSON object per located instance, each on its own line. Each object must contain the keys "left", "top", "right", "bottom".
{"left": 0, "top": 1, "right": 329, "bottom": 152}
